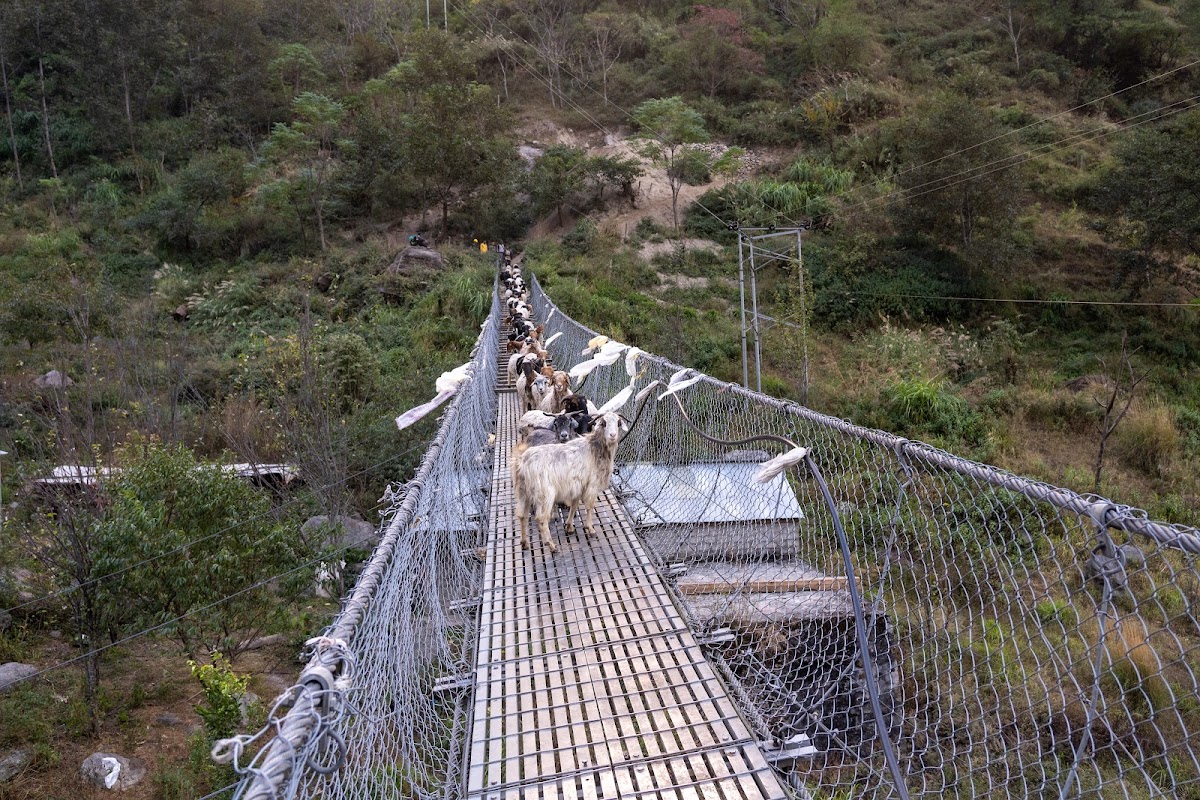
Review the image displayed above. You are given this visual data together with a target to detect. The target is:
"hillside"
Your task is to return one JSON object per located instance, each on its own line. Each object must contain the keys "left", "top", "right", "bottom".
{"left": 1, "top": 0, "right": 1200, "bottom": 794}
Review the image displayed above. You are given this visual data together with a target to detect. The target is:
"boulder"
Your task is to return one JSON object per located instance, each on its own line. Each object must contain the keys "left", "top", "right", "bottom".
{"left": 33, "top": 370, "right": 74, "bottom": 389}
{"left": 239, "top": 691, "right": 261, "bottom": 727}
{"left": 301, "top": 515, "right": 378, "bottom": 551}
{"left": 386, "top": 245, "right": 444, "bottom": 275}
{"left": 1, "top": 568, "right": 36, "bottom": 604}
{"left": 170, "top": 303, "right": 190, "bottom": 321}
{"left": 0, "top": 748, "right": 31, "bottom": 783}
{"left": 153, "top": 712, "right": 183, "bottom": 727}
{"left": 80, "top": 753, "right": 146, "bottom": 791}
{"left": 314, "top": 272, "right": 335, "bottom": 292}
{"left": 0, "top": 663, "right": 37, "bottom": 694}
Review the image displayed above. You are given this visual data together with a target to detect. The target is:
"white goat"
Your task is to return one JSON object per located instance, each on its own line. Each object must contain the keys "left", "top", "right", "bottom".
{"left": 512, "top": 411, "right": 625, "bottom": 553}
{"left": 536, "top": 371, "right": 572, "bottom": 414}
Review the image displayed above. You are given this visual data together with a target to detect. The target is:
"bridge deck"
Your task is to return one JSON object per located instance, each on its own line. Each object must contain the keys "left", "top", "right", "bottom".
{"left": 465, "top": 384, "right": 789, "bottom": 798}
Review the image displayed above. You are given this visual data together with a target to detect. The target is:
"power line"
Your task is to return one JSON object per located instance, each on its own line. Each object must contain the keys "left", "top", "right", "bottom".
{"left": 832, "top": 58, "right": 1200, "bottom": 207}
{"left": 829, "top": 290, "right": 1200, "bottom": 309}
{"left": 448, "top": 0, "right": 739, "bottom": 231}
{"left": 1, "top": 441, "right": 428, "bottom": 617}
{"left": 455, "top": 8, "right": 1198, "bottom": 235}
{"left": 833, "top": 93, "right": 1200, "bottom": 223}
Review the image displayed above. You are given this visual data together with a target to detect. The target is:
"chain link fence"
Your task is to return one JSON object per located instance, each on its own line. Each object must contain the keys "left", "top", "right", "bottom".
{"left": 529, "top": 275, "right": 1200, "bottom": 800}
{"left": 230, "top": 271, "right": 1200, "bottom": 800}
{"left": 226, "top": 288, "right": 499, "bottom": 800}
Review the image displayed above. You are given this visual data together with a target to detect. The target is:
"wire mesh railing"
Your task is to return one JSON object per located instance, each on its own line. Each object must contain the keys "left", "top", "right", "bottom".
{"left": 528, "top": 274, "right": 1200, "bottom": 800}
{"left": 226, "top": 267, "right": 1200, "bottom": 800}
{"left": 222, "top": 288, "right": 500, "bottom": 800}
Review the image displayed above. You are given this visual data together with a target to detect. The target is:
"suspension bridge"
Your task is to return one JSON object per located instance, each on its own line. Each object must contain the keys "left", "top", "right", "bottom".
{"left": 219, "top": 271, "right": 1200, "bottom": 800}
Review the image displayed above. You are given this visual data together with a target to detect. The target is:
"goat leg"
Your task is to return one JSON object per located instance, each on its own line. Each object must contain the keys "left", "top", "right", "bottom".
{"left": 563, "top": 501, "right": 578, "bottom": 535}
{"left": 536, "top": 510, "right": 557, "bottom": 553}
{"left": 517, "top": 498, "right": 530, "bottom": 550}
{"left": 584, "top": 495, "right": 598, "bottom": 538}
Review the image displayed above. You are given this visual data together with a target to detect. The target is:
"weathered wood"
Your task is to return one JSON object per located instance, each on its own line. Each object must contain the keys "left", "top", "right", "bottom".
{"left": 679, "top": 577, "right": 848, "bottom": 594}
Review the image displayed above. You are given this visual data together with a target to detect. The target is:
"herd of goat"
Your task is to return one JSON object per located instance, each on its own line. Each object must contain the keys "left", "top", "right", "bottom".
{"left": 501, "top": 263, "right": 630, "bottom": 553}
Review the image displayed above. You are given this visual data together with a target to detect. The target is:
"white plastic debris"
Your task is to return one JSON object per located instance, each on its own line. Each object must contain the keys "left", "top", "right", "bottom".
{"left": 658, "top": 369, "right": 704, "bottom": 400}
{"left": 395, "top": 362, "right": 474, "bottom": 431}
{"left": 635, "top": 380, "right": 663, "bottom": 405}
{"left": 435, "top": 362, "right": 473, "bottom": 395}
{"left": 568, "top": 358, "right": 604, "bottom": 381}
{"left": 597, "top": 384, "right": 634, "bottom": 414}
{"left": 581, "top": 335, "right": 609, "bottom": 356}
{"left": 593, "top": 339, "right": 627, "bottom": 366}
{"left": 753, "top": 447, "right": 809, "bottom": 483}
{"left": 102, "top": 757, "right": 121, "bottom": 789}
{"left": 624, "top": 347, "right": 645, "bottom": 377}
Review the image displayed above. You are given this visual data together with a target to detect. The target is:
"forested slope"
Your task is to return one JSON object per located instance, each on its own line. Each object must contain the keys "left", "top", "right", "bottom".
{"left": 1, "top": 0, "right": 1199, "bottom": 795}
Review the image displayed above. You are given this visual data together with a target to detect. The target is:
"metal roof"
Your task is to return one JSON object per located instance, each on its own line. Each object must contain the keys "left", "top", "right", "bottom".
{"left": 616, "top": 462, "right": 805, "bottom": 527}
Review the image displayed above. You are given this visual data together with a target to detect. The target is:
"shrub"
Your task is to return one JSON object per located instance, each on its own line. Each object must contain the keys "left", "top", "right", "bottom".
{"left": 562, "top": 218, "right": 598, "bottom": 256}
{"left": 190, "top": 654, "right": 249, "bottom": 740}
{"left": 882, "top": 377, "right": 984, "bottom": 444}
{"left": 1115, "top": 402, "right": 1179, "bottom": 476}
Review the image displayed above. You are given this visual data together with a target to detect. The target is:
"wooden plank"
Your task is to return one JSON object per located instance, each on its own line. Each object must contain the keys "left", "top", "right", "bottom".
{"left": 678, "top": 577, "right": 849, "bottom": 594}
{"left": 467, "top": 328, "right": 790, "bottom": 800}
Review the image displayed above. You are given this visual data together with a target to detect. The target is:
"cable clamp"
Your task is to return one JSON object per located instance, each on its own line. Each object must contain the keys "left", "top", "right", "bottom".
{"left": 696, "top": 627, "right": 735, "bottom": 646}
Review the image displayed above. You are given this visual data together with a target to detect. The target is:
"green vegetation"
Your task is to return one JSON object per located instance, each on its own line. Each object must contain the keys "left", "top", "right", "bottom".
{"left": 2, "top": 0, "right": 1199, "bottom": 793}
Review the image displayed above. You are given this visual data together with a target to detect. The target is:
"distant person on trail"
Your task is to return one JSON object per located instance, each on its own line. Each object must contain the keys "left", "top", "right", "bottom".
{"left": 409, "top": 234, "right": 428, "bottom": 248}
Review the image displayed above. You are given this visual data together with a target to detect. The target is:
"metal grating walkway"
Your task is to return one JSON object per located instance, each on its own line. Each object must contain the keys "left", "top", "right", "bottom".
{"left": 464, "top": 385, "right": 790, "bottom": 799}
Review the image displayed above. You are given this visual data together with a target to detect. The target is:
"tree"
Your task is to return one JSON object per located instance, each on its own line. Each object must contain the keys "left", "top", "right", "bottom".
{"left": 516, "top": 0, "right": 580, "bottom": 108}
{"left": 94, "top": 441, "right": 301, "bottom": 661}
{"left": 893, "top": 92, "right": 1021, "bottom": 249}
{"left": 390, "top": 32, "right": 517, "bottom": 235}
{"left": 262, "top": 92, "right": 349, "bottom": 251}
{"left": 588, "top": 153, "right": 643, "bottom": 205}
{"left": 1092, "top": 333, "right": 1148, "bottom": 492}
{"left": 0, "top": 37, "right": 23, "bottom": 189}
{"left": 666, "top": 5, "right": 763, "bottom": 98}
{"left": 1096, "top": 111, "right": 1200, "bottom": 295}
{"left": 631, "top": 96, "right": 710, "bottom": 230}
{"left": 767, "top": 0, "right": 827, "bottom": 29}
{"left": 268, "top": 43, "right": 326, "bottom": 97}
{"left": 528, "top": 145, "right": 587, "bottom": 227}
{"left": 580, "top": 12, "right": 633, "bottom": 105}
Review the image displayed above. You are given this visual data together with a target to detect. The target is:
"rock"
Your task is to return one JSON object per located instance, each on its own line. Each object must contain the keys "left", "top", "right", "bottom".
{"left": 0, "top": 748, "right": 32, "bottom": 783}
{"left": 0, "top": 663, "right": 37, "bottom": 694}
{"left": 314, "top": 272, "right": 334, "bottom": 292}
{"left": 0, "top": 610, "right": 11, "bottom": 635}
{"left": 1120, "top": 543, "right": 1147, "bottom": 566}
{"left": 518, "top": 144, "right": 544, "bottom": 167}
{"left": 1, "top": 568, "right": 36, "bottom": 604}
{"left": 301, "top": 515, "right": 377, "bottom": 551}
{"left": 80, "top": 753, "right": 146, "bottom": 791}
{"left": 386, "top": 245, "right": 445, "bottom": 275}
{"left": 33, "top": 370, "right": 74, "bottom": 389}
{"left": 48, "top": 630, "right": 62, "bottom": 639}
{"left": 170, "top": 303, "right": 190, "bottom": 321}
{"left": 239, "top": 691, "right": 260, "bottom": 727}
{"left": 153, "top": 713, "right": 182, "bottom": 727}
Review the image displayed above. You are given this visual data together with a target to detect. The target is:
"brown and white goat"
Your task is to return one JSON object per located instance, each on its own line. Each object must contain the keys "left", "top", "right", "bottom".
{"left": 512, "top": 411, "right": 626, "bottom": 552}
{"left": 536, "top": 370, "right": 571, "bottom": 414}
